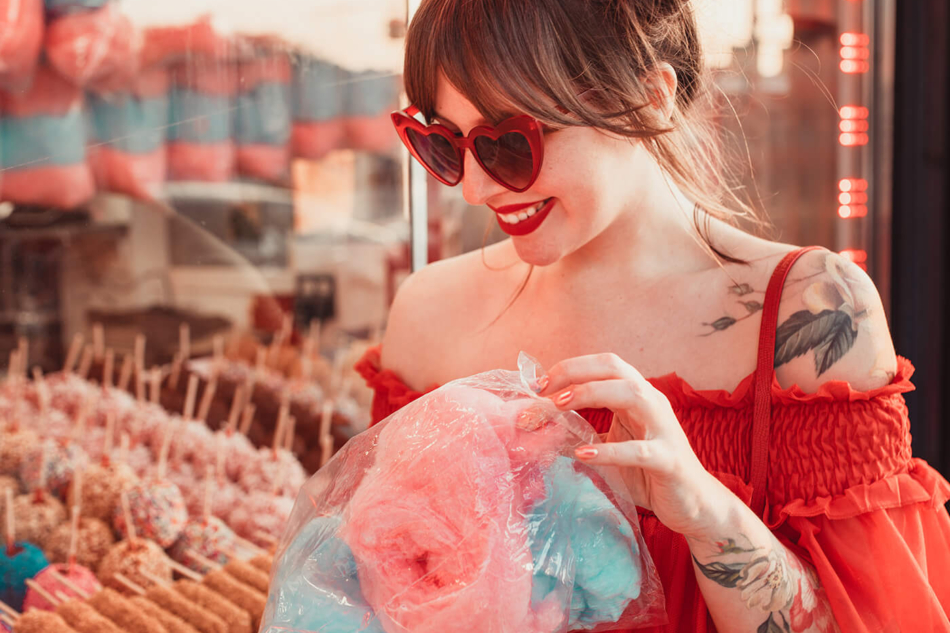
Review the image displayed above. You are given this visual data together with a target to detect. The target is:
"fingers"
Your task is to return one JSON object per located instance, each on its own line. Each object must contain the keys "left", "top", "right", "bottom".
{"left": 548, "top": 378, "right": 666, "bottom": 423}
{"left": 575, "top": 439, "right": 667, "bottom": 471}
{"left": 537, "top": 353, "right": 640, "bottom": 396}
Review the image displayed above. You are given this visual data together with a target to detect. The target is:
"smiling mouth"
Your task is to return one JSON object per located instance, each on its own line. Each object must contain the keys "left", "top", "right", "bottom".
{"left": 496, "top": 198, "right": 551, "bottom": 225}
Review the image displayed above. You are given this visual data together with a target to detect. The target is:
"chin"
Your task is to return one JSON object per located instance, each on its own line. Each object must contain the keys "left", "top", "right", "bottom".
{"left": 510, "top": 238, "right": 562, "bottom": 267}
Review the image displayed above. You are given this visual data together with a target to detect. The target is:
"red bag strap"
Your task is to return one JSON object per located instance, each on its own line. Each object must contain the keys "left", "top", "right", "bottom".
{"left": 749, "top": 246, "right": 823, "bottom": 516}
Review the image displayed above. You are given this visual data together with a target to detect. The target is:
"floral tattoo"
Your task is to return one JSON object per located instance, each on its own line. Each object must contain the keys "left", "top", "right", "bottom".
{"left": 692, "top": 536, "right": 838, "bottom": 632}
{"left": 700, "top": 254, "right": 877, "bottom": 379}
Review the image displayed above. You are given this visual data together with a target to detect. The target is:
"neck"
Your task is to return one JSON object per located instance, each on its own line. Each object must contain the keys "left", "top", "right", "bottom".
{"left": 542, "top": 171, "right": 723, "bottom": 293}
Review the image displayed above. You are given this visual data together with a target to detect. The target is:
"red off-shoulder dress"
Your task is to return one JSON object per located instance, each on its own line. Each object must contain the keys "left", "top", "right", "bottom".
{"left": 356, "top": 247, "right": 950, "bottom": 632}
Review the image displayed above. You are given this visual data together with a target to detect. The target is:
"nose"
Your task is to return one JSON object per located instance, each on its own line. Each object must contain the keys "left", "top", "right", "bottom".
{"left": 461, "top": 149, "right": 506, "bottom": 207}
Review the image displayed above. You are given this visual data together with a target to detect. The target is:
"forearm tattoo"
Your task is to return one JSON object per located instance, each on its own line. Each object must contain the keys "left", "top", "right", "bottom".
{"left": 691, "top": 536, "right": 838, "bottom": 633}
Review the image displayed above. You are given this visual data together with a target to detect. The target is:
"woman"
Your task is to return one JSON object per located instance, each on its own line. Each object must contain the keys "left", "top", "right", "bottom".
{"left": 356, "top": 0, "right": 950, "bottom": 631}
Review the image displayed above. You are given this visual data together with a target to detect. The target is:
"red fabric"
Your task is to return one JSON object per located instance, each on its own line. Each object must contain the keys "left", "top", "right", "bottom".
{"left": 355, "top": 252, "right": 950, "bottom": 633}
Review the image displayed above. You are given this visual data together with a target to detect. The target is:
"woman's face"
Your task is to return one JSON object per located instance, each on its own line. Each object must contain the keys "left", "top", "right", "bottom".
{"left": 433, "top": 77, "right": 659, "bottom": 267}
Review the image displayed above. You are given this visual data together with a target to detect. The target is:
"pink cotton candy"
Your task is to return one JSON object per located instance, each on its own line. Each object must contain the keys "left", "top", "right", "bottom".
{"left": 341, "top": 385, "right": 541, "bottom": 633}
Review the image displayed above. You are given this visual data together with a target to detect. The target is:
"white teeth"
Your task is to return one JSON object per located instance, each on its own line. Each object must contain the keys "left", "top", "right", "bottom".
{"left": 500, "top": 199, "right": 550, "bottom": 225}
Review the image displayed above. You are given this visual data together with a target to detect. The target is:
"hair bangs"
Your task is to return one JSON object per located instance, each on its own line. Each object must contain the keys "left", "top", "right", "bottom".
{"left": 404, "top": 0, "right": 585, "bottom": 127}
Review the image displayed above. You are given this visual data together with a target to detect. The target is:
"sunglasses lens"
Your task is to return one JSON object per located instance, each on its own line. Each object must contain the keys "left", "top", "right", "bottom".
{"left": 475, "top": 131, "right": 534, "bottom": 190}
{"left": 406, "top": 128, "right": 461, "bottom": 183}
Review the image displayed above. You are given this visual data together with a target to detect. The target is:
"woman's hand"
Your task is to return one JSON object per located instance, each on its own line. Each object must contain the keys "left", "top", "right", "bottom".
{"left": 538, "top": 353, "right": 733, "bottom": 538}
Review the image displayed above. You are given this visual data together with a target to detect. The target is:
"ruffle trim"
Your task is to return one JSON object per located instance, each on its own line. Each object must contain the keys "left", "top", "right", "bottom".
{"left": 358, "top": 345, "right": 917, "bottom": 412}
{"left": 766, "top": 458, "right": 950, "bottom": 527}
{"left": 354, "top": 345, "right": 438, "bottom": 410}
{"left": 650, "top": 355, "right": 915, "bottom": 410}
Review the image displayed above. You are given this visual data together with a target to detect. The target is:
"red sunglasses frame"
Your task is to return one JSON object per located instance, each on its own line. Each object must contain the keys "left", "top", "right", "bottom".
{"left": 391, "top": 105, "right": 545, "bottom": 193}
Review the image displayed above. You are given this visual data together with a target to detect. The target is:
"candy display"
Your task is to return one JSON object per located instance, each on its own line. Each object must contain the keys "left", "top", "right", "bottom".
{"left": 45, "top": 4, "right": 138, "bottom": 93}
{"left": 203, "top": 569, "right": 266, "bottom": 630}
{"left": 0, "top": 541, "right": 47, "bottom": 612}
{"left": 129, "top": 594, "right": 201, "bottom": 633}
{"left": 174, "top": 579, "right": 252, "bottom": 633}
{"left": 78, "top": 462, "right": 138, "bottom": 524}
{"left": 56, "top": 597, "right": 124, "bottom": 633}
{"left": 0, "top": 429, "right": 38, "bottom": 477}
{"left": 44, "top": 517, "right": 114, "bottom": 570}
{"left": 0, "top": 0, "right": 43, "bottom": 91}
{"left": 97, "top": 539, "right": 171, "bottom": 595}
{"left": 10, "top": 495, "right": 66, "bottom": 550}
{"left": 144, "top": 584, "right": 227, "bottom": 633}
{"left": 261, "top": 357, "right": 666, "bottom": 633}
{"left": 18, "top": 441, "right": 86, "bottom": 499}
{"left": 113, "top": 480, "right": 187, "bottom": 548}
{"left": 0, "top": 66, "right": 95, "bottom": 209}
{"left": 227, "top": 492, "right": 293, "bottom": 547}
{"left": 87, "top": 587, "right": 167, "bottom": 633}
{"left": 222, "top": 560, "right": 268, "bottom": 594}
{"left": 291, "top": 56, "right": 346, "bottom": 159}
{"left": 235, "top": 56, "right": 291, "bottom": 183}
{"left": 22, "top": 563, "right": 101, "bottom": 612}
{"left": 9, "top": 609, "right": 79, "bottom": 633}
{"left": 168, "top": 517, "right": 236, "bottom": 574}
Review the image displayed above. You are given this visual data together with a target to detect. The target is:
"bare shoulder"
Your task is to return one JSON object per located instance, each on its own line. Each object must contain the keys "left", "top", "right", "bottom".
{"left": 380, "top": 241, "right": 522, "bottom": 390}
{"left": 772, "top": 247, "right": 898, "bottom": 392}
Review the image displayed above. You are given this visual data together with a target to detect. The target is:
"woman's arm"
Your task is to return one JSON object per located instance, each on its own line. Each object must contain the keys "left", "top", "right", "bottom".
{"left": 685, "top": 483, "right": 837, "bottom": 633}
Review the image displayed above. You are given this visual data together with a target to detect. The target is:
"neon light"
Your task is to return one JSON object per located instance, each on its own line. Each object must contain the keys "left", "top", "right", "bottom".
{"left": 839, "top": 178, "right": 868, "bottom": 192}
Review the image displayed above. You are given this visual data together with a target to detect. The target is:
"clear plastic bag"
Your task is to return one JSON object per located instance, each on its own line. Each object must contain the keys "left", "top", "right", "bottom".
{"left": 261, "top": 353, "right": 667, "bottom": 633}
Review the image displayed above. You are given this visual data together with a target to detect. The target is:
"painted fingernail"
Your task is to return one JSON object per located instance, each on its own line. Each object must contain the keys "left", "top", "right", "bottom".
{"left": 575, "top": 446, "right": 598, "bottom": 459}
{"left": 533, "top": 375, "right": 550, "bottom": 393}
{"left": 554, "top": 390, "right": 573, "bottom": 406}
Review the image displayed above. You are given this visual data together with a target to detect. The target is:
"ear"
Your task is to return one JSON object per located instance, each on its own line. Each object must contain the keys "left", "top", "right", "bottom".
{"left": 642, "top": 62, "right": 678, "bottom": 122}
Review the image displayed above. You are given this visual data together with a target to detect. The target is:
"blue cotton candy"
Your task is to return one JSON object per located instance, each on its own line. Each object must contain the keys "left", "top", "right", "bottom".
{"left": 526, "top": 458, "right": 642, "bottom": 630}
{"left": 263, "top": 516, "right": 384, "bottom": 633}
{"left": 0, "top": 542, "right": 48, "bottom": 612}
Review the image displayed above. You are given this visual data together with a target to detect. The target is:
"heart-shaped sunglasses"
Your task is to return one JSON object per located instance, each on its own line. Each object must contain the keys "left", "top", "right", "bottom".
{"left": 391, "top": 106, "right": 544, "bottom": 193}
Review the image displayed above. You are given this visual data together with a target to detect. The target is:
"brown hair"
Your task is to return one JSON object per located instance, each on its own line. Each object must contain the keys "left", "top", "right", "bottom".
{"left": 405, "top": 0, "right": 771, "bottom": 321}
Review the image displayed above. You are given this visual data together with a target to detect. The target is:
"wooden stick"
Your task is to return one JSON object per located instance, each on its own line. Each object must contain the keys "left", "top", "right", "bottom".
{"left": 212, "top": 335, "right": 225, "bottom": 378}
{"left": 318, "top": 400, "right": 334, "bottom": 443}
{"left": 179, "top": 324, "right": 190, "bottom": 362}
{"left": 32, "top": 367, "right": 49, "bottom": 413}
{"left": 215, "top": 437, "right": 226, "bottom": 486}
{"left": 25, "top": 579, "right": 61, "bottom": 607}
{"left": 67, "top": 504, "right": 80, "bottom": 568}
{"left": 226, "top": 386, "right": 245, "bottom": 435}
{"left": 134, "top": 334, "right": 146, "bottom": 377}
{"left": 102, "top": 349, "right": 115, "bottom": 389}
{"left": 169, "top": 353, "right": 183, "bottom": 391}
{"left": 5, "top": 488, "right": 14, "bottom": 551}
{"left": 185, "top": 549, "right": 223, "bottom": 572}
{"left": 232, "top": 535, "right": 267, "bottom": 557}
{"left": 63, "top": 333, "right": 84, "bottom": 374}
{"left": 77, "top": 345, "right": 94, "bottom": 380}
{"left": 135, "top": 371, "right": 145, "bottom": 403}
{"left": 139, "top": 569, "right": 171, "bottom": 587}
{"left": 319, "top": 434, "right": 334, "bottom": 469}
{"left": 0, "top": 599, "right": 19, "bottom": 619}
{"left": 112, "top": 573, "right": 146, "bottom": 596}
{"left": 0, "top": 612, "right": 16, "bottom": 626}
{"left": 239, "top": 404, "right": 255, "bottom": 437}
{"left": 149, "top": 368, "right": 162, "bottom": 406}
{"left": 165, "top": 557, "right": 203, "bottom": 582}
{"left": 120, "top": 491, "right": 138, "bottom": 545}
{"left": 102, "top": 411, "right": 116, "bottom": 465}
{"left": 54, "top": 590, "right": 70, "bottom": 603}
{"left": 157, "top": 421, "right": 178, "bottom": 481}
{"left": 117, "top": 354, "right": 133, "bottom": 393}
{"left": 272, "top": 402, "right": 289, "bottom": 459}
{"left": 203, "top": 466, "right": 213, "bottom": 523}
{"left": 284, "top": 416, "right": 297, "bottom": 454}
{"left": 92, "top": 323, "right": 104, "bottom": 360}
{"left": 196, "top": 378, "right": 217, "bottom": 423}
{"left": 119, "top": 433, "right": 130, "bottom": 468}
{"left": 253, "top": 531, "right": 278, "bottom": 546}
{"left": 6, "top": 350, "right": 19, "bottom": 387}
{"left": 47, "top": 568, "right": 92, "bottom": 600}
{"left": 182, "top": 375, "right": 199, "bottom": 421}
